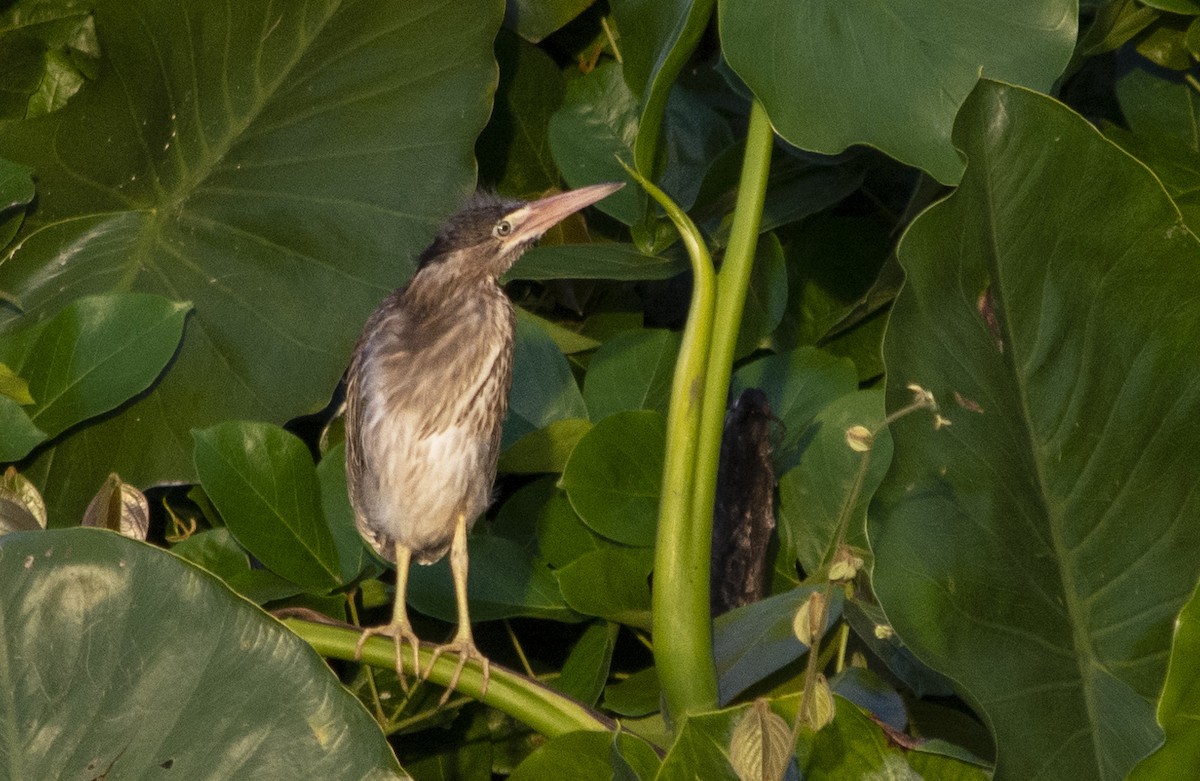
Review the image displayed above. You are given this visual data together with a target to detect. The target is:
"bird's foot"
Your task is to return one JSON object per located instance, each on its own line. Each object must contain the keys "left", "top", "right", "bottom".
{"left": 354, "top": 621, "right": 422, "bottom": 694}
{"left": 426, "top": 635, "right": 490, "bottom": 705}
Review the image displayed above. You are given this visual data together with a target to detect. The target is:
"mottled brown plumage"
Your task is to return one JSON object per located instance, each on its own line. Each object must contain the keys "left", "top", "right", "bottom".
{"left": 345, "top": 183, "right": 622, "bottom": 700}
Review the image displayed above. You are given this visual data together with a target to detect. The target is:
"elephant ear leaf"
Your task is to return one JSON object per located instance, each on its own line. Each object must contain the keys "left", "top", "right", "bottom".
{"left": 872, "top": 80, "right": 1200, "bottom": 780}
{"left": 0, "top": 0, "right": 501, "bottom": 519}
{"left": 0, "top": 527, "right": 403, "bottom": 777}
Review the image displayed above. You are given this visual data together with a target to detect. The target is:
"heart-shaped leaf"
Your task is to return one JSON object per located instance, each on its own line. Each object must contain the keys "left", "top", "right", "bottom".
{"left": 0, "top": 0, "right": 501, "bottom": 519}
{"left": 0, "top": 527, "right": 402, "bottom": 778}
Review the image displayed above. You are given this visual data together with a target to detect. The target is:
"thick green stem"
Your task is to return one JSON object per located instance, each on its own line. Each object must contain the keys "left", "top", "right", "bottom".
{"left": 690, "top": 101, "right": 774, "bottom": 544}
{"left": 622, "top": 161, "right": 719, "bottom": 718}
{"left": 286, "top": 619, "right": 610, "bottom": 737}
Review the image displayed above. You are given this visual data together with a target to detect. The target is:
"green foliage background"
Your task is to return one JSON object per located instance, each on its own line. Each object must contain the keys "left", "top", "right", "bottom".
{"left": 2, "top": 0, "right": 1200, "bottom": 779}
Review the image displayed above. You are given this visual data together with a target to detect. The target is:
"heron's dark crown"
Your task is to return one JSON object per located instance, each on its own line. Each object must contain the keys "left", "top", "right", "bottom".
{"left": 417, "top": 191, "right": 525, "bottom": 269}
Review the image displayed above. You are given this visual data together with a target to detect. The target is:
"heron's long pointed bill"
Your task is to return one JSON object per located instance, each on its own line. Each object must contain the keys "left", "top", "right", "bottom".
{"left": 509, "top": 182, "right": 624, "bottom": 244}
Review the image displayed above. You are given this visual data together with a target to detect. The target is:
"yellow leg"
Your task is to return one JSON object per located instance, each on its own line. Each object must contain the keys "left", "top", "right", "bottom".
{"left": 354, "top": 541, "right": 422, "bottom": 693}
{"left": 426, "top": 512, "right": 490, "bottom": 704}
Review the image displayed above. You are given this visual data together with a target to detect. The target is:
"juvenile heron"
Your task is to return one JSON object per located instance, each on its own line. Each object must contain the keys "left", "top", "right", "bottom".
{"left": 345, "top": 182, "right": 622, "bottom": 699}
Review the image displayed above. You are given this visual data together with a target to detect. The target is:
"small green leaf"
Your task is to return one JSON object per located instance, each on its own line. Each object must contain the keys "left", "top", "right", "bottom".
{"left": 1129, "top": 582, "right": 1200, "bottom": 779}
{"left": 714, "top": 586, "right": 843, "bottom": 705}
{"left": 192, "top": 421, "right": 341, "bottom": 592}
{"left": 0, "top": 361, "right": 32, "bottom": 405}
{"left": 552, "top": 621, "right": 619, "bottom": 706}
{"left": 0, "top": 395, "right": 46, "bottom": 462}
{"left": 509, "top": 731, "right": 661, "bottom": 781}
{"left": 0, "top": 293, "right": 190, "bottom": 451}
{"left": 735, "top": 233, "right": 787, "bottom": 358}
{"left": 315, "top": 443, "right": 374, "bottom": 586}
{"left": 504, "top": 315, "right": 589, "bottom": 449}
{"left": 548, "top": 62, "right": 646, "bottom": 225}
{"left": 555, "top": 547, "right": 654, "bottom": 629}
{"left": 603, "top": 666, "right": 661, "bottom": 717}
{"left": 561, "top": 410, "right": 665, "bottom": 546}
{"left": 537, "top": 487, "right": 607, "bottom": 567}
{"left": 583, "top": 329, "right": 680, "bottom": 421}
{"left": 776, "top": 390, "right": 890, "bottom": 575}
{"left": 796, "top": 697, "right": 932, "bottom": 779}
{"left": 656, "top": 702, "right": 766, "bottom": 780}
{"left": 516, "top": 307, "right": 600, "bottom": 355}
{"left": 505, "top": 0, "right": 595, "bottom": 42}
{"left": 500, "top": 418, "right": 592, "bottom": 474}
{"left": 407, "top": 534, "right": 577, "bottom": 622}
{"left": 170, "top": 528, "right": 304, "bottom": 605}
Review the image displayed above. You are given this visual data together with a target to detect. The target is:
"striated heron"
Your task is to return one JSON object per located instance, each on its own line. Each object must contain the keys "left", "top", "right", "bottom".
{"left": 345, "top": 182, "right": 622, "bottom": 700}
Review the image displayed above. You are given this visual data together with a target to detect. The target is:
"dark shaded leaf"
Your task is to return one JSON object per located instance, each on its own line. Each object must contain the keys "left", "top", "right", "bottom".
{"left": 713, "top": 585, "right": 843, "bottom": 705}
{"left": 552, "top": 620, "right": 619, "bottom": 706}
{"left": 504, "top": 314, "right": 589, "bottom": 449}
{"left": 603, "top": 666, "right": 661, "bottom": 718}
{"left": 499, "top": 418, "right": 592, "bottom": 474}
{"left": 507, "top": 243, "right": 685, "bottom": 281}
{"left": 548, "top": 62, "right": 646, "bottom": 225}
{"left": 776, "top": 390, "right": 890, "bottom": 576}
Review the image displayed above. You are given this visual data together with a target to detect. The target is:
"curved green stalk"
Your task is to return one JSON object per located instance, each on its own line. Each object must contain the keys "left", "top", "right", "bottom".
{"left": 286, "top": 619, "right": 610, "bottom": 737}
{"left": 620, "top": 160, "right": 719, "bottom": 717}
{"left": 688, "top": 99, "right": 774, "bottom": 600}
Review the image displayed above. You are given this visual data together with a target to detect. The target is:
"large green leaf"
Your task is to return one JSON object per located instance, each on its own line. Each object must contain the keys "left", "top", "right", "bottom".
{"left": 872, "top": 81, "right": 1200, "bottom": 780}
{"left": 0, "top": 0, "right": 501, "bottom": 518}
{"left": 0, "top": 528, "right": 404, "bottom": 779}
{"left": 718, "top": 0, "right": 1075, "bottom": 182}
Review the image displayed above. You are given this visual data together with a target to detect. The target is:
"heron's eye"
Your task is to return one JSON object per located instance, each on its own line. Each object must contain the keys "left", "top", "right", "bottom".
{"left": 493, "top": 220, "right": 513, "bottom": 238}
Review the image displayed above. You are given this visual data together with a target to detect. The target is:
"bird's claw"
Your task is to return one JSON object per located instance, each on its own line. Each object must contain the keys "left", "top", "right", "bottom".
{"left": 355, "top": 622, "right": 422, "bottom": 694}
{"left": 426, "top": 636, "right": 490, "bottom": 705}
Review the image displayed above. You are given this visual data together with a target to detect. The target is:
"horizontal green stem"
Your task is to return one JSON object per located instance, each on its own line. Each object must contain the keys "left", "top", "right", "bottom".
{"left": 285, "top": 619, "right": 610, "bottom": 737}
